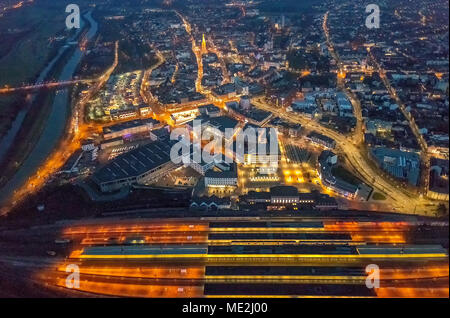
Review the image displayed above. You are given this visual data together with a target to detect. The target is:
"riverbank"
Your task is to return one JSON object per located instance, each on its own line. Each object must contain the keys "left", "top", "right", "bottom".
{"left": 0, "top": 12, "right": 98, "bottom": 207}
{"left": 0, "top": 15, "right": 88, "bottom": 163}
{"left": 0, "top": 26, "right": 88, "bottom": 190}
{"left": 0, "top": 90, "right": 56, "bottom": 188}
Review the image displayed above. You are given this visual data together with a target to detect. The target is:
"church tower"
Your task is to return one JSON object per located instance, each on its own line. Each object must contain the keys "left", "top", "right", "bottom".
{"left": 201, "top": 34, "right": 207, "bottom": 54}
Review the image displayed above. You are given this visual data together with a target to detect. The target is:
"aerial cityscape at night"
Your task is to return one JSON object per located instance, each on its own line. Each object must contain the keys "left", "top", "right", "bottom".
{"left": 0, "top": 0, "right": 448, "bottom": 301}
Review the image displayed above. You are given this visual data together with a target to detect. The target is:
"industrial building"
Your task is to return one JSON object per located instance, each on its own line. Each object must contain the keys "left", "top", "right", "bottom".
{"left": 370, "top": 147, "right": 421, "bottom": 186}
{"left": 240, "top": 186, "right": 337, "bottom": 210}
{"left": 92, "top": 140, "right": 181, "bottom": 192}
{"left": 318, "top": 150, "right": 359, "bottom": 199}
{"left": 205, "top": 163, "right": 238, "bottom": 187}
{"left": 233, "top": 126, "right": 280, "bottom": 165}
{"left": 102, "top": 118, "right": 161, "bottom": 140}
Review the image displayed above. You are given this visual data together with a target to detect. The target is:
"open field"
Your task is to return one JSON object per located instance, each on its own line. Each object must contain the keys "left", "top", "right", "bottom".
{"left": 0, "top": 1, "right": 78, "bottom": 141}
{"left": 0, "top": 2, "right": 71, "bottom": 87}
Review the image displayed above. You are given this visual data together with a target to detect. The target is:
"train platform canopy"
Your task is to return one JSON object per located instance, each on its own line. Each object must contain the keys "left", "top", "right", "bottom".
{"left": 356, "top": 245, "right": 448, "bottom": 255}
{"left": 82, "top": 245, "right": 208, "bottom": 256}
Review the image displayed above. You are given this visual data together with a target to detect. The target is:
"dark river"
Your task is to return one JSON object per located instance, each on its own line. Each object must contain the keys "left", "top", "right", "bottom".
{"left": 0, "top": 11, "right": 98, "bottom": 204}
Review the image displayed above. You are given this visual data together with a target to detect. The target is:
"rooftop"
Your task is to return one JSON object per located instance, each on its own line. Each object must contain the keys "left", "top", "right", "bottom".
{"left": 207, "top": 116, "right": 240, "bottom": 134}
{"left": 371, "top": 147, "right": 420, "bottom": 185}
{"left": 92, "top": 140, "right": 178, "bottom": 184}
{"left": 102, "top": 118, "right": 160, "bottom": 135}
{"left": 307, "top": 131, "right": 336, "bottom": 145}
{"left": 270, "top": 186, "right": 299, "bottom": 197}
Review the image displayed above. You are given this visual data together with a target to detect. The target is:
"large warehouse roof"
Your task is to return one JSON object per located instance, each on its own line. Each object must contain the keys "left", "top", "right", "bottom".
{"left": 93, "top": 140, "right": 178, "bottom": 184}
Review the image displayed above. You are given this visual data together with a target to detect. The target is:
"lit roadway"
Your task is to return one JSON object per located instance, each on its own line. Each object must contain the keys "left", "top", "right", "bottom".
{"left": 140, "top": 44, "right": 166, "bottom": 114}
{"left": 367, "top": 49, "right": 430, "bottom": 195}
{"left": 141, "top": 13, "right": 238, "bottom": 127}
{"left": 323, "top": 11, "right": 363, "bottom": 145}
{"left": 251, "top": 97, "right": 436, "bottom": 216}
{"left": 0, "top": 0, "right": 33, "bottom": 15}
{"left": 74, "top": 41, "right": 119, "bottom": 133}
{"left": 175, "top": 11, "right": 210, "bottom": 98}
{"left": 143, "top": 11, "right": 438, "bottom": 215}
{"left": 286, "top": 11, "right": 441, "bottom": 215}
{"left": 175, "top": 11, "right": 238, "bottom": 109}
{"left": 206, "top": 36, "right": 232, "bottom": 84}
